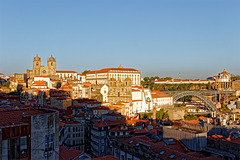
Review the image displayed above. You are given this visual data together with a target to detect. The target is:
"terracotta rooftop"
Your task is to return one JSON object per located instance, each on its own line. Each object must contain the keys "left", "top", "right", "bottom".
{"left": 56, "top": 71, "right": 77, "bottom": 73}
{"left": 183, "top": 120, "right": 200, "bottom": 125}
{"left": 87, "top": 68, "right": 139, "bottom": 74}
{"left": 121, "top": 136, "right": 222, "bottom": 160}
{"left": 94, "top": 119, "right": 125, "bottom": 127}
{"left": 151, "top": 91, "right": 172, "bottom": 98}
{"left": 59, "top": 146, "right": 87, "bottom": 160}
{"left": 92, "top": 155, "right": 120, "bottom": 160}
{"left": 0, "top": 109, "right": 48, "bottom": 126}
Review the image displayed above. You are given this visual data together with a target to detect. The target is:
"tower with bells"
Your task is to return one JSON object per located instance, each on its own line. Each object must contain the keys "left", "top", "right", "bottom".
{"left": 33, "top": 54, "right": 41, "bottom": 76}
{"left": 47, "top": 55, "right": 56, "bottom": 76}
{"left": 27, "top": 54, "right": 57, "bottom": 79}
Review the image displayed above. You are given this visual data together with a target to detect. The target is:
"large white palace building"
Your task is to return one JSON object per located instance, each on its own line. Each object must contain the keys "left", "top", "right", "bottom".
{"left": 86, "top": 65, "right": 141, "bottom": 86}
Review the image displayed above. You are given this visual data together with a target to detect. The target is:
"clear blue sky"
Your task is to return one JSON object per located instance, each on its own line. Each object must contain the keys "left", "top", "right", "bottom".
{"left": 0, "top": 0, "right": 239, "bottom": 79}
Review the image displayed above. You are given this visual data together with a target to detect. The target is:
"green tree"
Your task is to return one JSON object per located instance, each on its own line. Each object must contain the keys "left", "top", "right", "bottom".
{"left": 156, "top": 109, "right": 164, "bottom": 119}
{"left": 1, "top": 81, "right": 10, "bottom": 88}
{"left": 163, "top": 111, "right": 169, "bottom": 119}
{"left": 82, "top": 70, "right": 90, "bottom": 74}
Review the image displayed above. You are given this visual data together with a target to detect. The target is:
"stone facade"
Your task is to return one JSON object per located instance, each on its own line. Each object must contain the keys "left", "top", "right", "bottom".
{"left": 91, "top": 77, "right": 132, "bottom": 105}
{"left": 30, "top": 110, "right": 59, "bottom": 160}
{"left": 232, "top": 80, "right": 240, "bottom": 91}
{"left": 163, "top": 126, "right": 207, "bottom": 151}
{"left": 27, "top": 55, "right": 58, "bottom": 79}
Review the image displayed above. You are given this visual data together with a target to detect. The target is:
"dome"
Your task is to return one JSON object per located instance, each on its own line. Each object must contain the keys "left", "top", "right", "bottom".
{"left": 48, "top": 55, "right": 56, "bottom": 61}
{"left": 33, "top": 54, "right": 40, "bottom": 61}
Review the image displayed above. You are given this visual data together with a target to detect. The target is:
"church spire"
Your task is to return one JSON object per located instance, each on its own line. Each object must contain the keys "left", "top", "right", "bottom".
{"left": 118, "top": 64, "right": 123, "bottom": 68}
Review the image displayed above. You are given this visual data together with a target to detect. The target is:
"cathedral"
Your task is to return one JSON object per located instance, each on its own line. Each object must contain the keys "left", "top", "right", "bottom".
{"left": 27, "top": 55, "right": 58, "bottom": 79}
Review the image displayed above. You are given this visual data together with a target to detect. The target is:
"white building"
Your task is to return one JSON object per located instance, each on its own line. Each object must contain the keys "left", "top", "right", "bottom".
{"left": 86, "top": 65, "right": 141, "bottom": 86}
{"left": 77, "top": 74, "right": 86, "bottom": 83}
{"left": 151, "top": 91, "right": 173, "bottom": 109}
{"left": 154, "top": 79, "right": 214, "bottom": 85}
{"left": 32, "top": 76, "right": 52, "bottom": 88}
{"left": 132, "top": 86, "right": 153, "bottom": 113}
{"left": 56, "top": 71, "right": 78, "bottom": 80}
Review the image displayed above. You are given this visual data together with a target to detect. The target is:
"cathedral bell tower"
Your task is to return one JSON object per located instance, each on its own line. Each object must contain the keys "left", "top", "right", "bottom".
{"left": 33, "top": 54, "right": 41, "bottom": 76}
{"left": 47, "top": 55, "right": 56, "bottom": 76}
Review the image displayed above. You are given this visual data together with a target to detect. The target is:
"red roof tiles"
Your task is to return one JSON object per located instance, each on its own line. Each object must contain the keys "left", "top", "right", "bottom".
{"left": 151, "top": 91, "right": 172, "bottom": 98}
{"left": 56, "top": 71, "right": 77, "bottom": 73}
{"left": 92, "top": 155, "right": 120, "bottom": 160}
{"left": 59, "top": 146, "right": 87, "bottom": 160}
{"left": 87, "top": 68, "right": 139, "bottom": 74}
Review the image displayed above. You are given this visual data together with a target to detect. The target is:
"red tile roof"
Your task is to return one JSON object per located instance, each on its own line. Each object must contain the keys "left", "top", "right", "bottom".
{"left": 59, "top": 146, "right": 87, "bottom": 160}
{"left": 0, "top": 109, "right": 46, "bottom": 126}
{"left": 34, "top": 76, "right": 49, "bottom": 78}
{"left": 94, "top": 119, "right": 125, "bottom": 127}
{"left": 121, "top": 136, "right": 221, "bottom": 160}
{"left": 183, "top": 120, "right": 200, "bottom": 125}
{"left": 56, "top": 71, "right": 77, "bottom": 73}
{"left": 151, "top": 91, "right": 172, "bottom": 98}
{"left": 33, "top": 81, "right": 46, "bottom": 86}
{"left": 92, "top": 155, "right": 120, "bottom": 160}
{"left": 87, "top": 68, "right": 139, "bottom": 74}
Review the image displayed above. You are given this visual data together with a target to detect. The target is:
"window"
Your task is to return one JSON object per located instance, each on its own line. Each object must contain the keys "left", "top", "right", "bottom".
{"left": 169, "top": 154, "right": 175, "bottom": 159}
{"left": 20, "top": 136, "right": 28, "bottom": 158}
{"left": 45, "top": 134, "right": 54, "bottom": 152}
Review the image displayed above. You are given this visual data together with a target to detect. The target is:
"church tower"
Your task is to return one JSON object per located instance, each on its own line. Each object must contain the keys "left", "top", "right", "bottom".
{"left": 47, "top": 55, "right": 56, "bottom": 76}
{"left": 33, "top": 54, "right": 41, "bottom": 76}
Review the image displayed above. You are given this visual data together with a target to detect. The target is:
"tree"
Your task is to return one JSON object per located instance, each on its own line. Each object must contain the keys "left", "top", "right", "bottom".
{"left": 163, "top": 111, "right": 169, "bottom": 119}
{"left": 82, "top": 70, "right": 90, "bottom": 74}
{"left": 156, "top": 109, "right": 164, "bottom": 119}
{"left": 1, "top": 81, "right": 10, "bottom": 88}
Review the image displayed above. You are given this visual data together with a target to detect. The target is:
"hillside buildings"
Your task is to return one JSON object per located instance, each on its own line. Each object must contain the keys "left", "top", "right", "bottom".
{"left": 86, "top": 65, "right": 141, "bottom": 86}
{"left": 0, "top": 108, "right": 59, "bottom": 160}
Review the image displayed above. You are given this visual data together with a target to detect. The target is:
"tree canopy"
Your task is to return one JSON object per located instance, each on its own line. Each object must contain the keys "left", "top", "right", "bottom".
{"left": 1, "top": 81, "right": 10, "bottom": 88}
{"left": 82, "top": 70, "right": 91, "bottom": 74}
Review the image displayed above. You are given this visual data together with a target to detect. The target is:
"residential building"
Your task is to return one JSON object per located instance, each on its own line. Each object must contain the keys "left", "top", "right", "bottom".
{"left": 163, "top": 125, "right": 207, "bottom": 151}
{"left": 132, "top": 86, "right": 153, "bottom": 113}
{"left": 50, "top": 93, "right": 72, "bottom": 110}
{"left": 154, "top": 79, "right": 215, "bottom": 85}
{"left": 151, "top": 90, "right": 173, "bottom": 109}
{"left": 110, "top": 135, "right": 221, "bottom": 160}
{"left": 91, "top": 120, "right": 125, "bottom": 157}
{"left": 56, "top": 71, "right": 78, "bottom": 80}
{"left": 0, "top": 108, "right": 59, "bottom": 160}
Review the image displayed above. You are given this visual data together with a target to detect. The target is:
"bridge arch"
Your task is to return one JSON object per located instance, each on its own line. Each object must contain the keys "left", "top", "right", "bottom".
{"left": 173, "top": 91, "right": 216, "bottom": 112}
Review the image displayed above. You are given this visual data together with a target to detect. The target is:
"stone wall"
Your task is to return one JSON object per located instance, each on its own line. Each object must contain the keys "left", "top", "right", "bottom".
{"left": 31, "top": 111, "right": 59, "bottom": 160}
{"left": 163, "top": 126, "right": 207, "bottom": 151}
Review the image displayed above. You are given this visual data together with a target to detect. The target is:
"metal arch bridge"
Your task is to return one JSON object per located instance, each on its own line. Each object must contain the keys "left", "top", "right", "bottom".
{"left": 172, "top": 91, "right": 216, "bottom": 112}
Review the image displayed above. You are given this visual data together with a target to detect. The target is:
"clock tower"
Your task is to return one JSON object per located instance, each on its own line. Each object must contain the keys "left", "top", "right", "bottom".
{"left": 33, "top": 54, "right": 41, "bottom": 76}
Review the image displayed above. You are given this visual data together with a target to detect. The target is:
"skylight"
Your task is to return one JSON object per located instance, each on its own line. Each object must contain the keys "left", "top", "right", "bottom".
{"left": 159, "top": 151, "right": 165, "bottom": 155}
{"left": 129, "top": 140, "right": 134, "bottom": 144}
{"left": 181, "top": 158, "right": 187, "bottom": 160}
{"left": 169, "top": 154, "right": 175, "bottom": 159}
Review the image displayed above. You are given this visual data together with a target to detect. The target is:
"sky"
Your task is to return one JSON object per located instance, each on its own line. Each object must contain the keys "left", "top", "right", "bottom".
{"left": 0, "top": 0, "right": 239, "bottom": 79}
